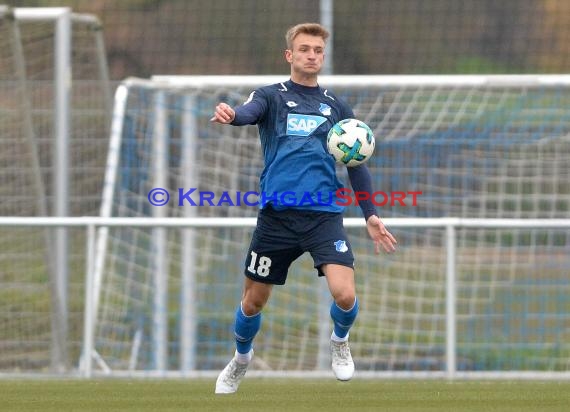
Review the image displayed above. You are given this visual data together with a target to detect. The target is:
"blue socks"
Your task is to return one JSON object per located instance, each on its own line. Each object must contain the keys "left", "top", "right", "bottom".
{"left": 330, "top": 297, "right": 359, "bottom": 340}
{"left": 233, "top": 298, "right": 357, "bottom": 354}
{"left": 234, "top": 303, "right": 261, "bottom": 355}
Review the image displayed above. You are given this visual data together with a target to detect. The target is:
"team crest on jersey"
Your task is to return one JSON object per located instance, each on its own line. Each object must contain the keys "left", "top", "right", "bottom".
{"left": 319, "top": 103, "right": 332, "bottom": 116}
{"left": 334, "top": 240, "right": 349, "bottom": 253}
{"left": 287, "top": 114, "right": 326, "bottom": 136}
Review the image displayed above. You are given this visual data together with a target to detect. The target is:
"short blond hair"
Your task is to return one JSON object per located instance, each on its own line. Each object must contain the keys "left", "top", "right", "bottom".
{"left": 285, "top": 23, "right": 329, "bottom": 49}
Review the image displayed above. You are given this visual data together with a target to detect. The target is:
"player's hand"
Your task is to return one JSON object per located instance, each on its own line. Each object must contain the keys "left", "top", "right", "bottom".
{"left": 210, "top": 103, "right": 235, "bottom": 124}
{"left": 366, "top": 215, "right": 397, "bottom": 254}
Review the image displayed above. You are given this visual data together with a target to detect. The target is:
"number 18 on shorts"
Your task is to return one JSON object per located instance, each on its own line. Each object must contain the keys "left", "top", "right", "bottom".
{"left": 246, "top": 251, "right": 273, "bottom": 278}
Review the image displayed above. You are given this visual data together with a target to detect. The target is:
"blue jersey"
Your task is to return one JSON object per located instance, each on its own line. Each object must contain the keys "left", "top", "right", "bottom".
{"left": 232, "top": 79, "right": 354, "bottom": 213}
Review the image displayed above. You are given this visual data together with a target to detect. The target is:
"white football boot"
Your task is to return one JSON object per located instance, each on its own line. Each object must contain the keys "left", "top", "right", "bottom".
{"left": 330, "top": 340, "right": 354, "bottom": 381}
{"left": 214, "top": 350, "right": 252, "bottom": 394}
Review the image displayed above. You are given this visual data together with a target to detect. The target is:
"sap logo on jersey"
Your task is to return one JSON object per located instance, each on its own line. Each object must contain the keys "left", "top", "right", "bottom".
{"left": 287, "top": 114, "right": 327, "bottom": 136}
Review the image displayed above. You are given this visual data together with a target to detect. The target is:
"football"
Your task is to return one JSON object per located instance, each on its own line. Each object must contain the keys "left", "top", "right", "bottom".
{"left": 327, "top": 118, "right": 375, "bottom": 167}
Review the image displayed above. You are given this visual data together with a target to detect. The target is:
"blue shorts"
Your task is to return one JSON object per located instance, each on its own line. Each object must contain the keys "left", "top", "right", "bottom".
{"left": 244, "top": 205, "right": 355, "bottom": 285}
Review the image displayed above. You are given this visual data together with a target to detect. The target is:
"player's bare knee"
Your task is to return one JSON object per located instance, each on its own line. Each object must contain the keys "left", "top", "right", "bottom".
{"left": 240, "top": 300, "right": 263, "bottom": 316}
{"left": 241, "top": 279, "right": 272, "bottom": 315}
{"left": 334, "top": 293, "right": 356, "bottom": 311}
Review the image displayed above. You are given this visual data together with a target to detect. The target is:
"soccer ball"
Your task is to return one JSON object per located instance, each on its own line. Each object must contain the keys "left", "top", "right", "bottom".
{"left": 327, "top": 118, "right": 375, "bottom": 167}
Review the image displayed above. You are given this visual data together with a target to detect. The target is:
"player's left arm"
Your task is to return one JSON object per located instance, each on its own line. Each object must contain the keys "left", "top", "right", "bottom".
{"left": 347, "top": 165, "right": 397, "bottom": 254}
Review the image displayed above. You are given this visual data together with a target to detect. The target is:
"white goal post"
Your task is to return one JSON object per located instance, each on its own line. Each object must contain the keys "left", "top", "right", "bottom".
{"left": 0, "top": 6, "right": 111, "bottom": 374}
{"left": 0, "top": 216, "right": 568, "bottom": 379}
{"left": 85, "top": 74, "right": 570, "bottom": 379}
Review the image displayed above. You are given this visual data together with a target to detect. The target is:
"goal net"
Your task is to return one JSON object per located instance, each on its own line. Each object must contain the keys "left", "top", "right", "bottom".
{"left": 90, "top": 75, "right": 570, "bottom": 377}
{"left": 0, "top": 6, "right": 111, "bottom": 373}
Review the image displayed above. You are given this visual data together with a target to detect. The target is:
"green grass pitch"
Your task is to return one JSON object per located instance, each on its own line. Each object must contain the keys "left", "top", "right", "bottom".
{"left": 2, "top": 379, "right": 569, "bottom": 411}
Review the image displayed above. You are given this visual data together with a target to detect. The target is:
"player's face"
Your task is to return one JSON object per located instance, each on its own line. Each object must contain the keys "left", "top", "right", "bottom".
{"left": 286, "top": 33, "right": 325, "bottom": 77}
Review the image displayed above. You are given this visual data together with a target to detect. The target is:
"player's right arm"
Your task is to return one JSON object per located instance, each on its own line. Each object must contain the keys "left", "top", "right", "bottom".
{"left": 210, "top": 102, "right": 235, "bottom": 124}
{"left": 210, "top": 89, "right": 268, "bottom": 126}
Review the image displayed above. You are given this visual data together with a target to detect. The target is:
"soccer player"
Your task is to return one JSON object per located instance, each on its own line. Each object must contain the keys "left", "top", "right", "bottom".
{"left": 210, "top": 22, "right": 397, "bottom": 394}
